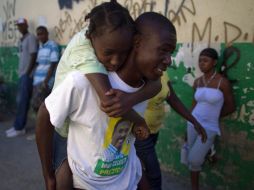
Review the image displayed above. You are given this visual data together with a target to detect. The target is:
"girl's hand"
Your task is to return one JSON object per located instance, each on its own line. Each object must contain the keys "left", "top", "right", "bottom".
{"left": 100, "top": 89, "right": 133, "bottom": 117}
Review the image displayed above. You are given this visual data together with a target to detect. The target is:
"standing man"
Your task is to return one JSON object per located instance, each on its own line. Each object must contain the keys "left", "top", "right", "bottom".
{"left": 6, "top": 18, "right": 38, "bottom": 138}
{"left": 31, "top": 26, "right": 60, "bottom": 113}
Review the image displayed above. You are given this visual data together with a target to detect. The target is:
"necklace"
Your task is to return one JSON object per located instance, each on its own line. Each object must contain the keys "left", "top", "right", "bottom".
{"left": 202, "top": 71, "right": 216, "bottom": 87}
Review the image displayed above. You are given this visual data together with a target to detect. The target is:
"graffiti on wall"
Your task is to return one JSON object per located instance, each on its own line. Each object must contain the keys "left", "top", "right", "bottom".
{"left": 123, "top": 0, "right": 156, "bottom": 19}
{"left": 58, "top": 0, "right": 85, "bottom": 10}
{"left": 0, "top": 0, "right": 253, "bottom": 46}
{"left": 54, "top": 0, "right": 98, "bottom": 42}
{"left": 166, "top": 0, "right": 254, "bottom": 47}
{"left": 1, "top": 0, "right": 19, "bottom": 46}
{"left": 191, "top": 17, "right": 254, "bottom": 48}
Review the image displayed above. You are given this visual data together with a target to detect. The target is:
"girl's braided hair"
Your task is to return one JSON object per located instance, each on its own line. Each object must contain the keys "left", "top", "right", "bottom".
{"left": 85, "top": 0, "right": 135, "bottom": 38}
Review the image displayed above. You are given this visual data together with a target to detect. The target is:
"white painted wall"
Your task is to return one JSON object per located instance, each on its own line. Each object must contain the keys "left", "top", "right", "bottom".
{"left": 0, "top": 0, "right": 254, "bottom": 46}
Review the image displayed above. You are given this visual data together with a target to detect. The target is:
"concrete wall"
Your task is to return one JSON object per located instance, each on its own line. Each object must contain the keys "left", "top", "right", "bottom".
{"left": 1, "top": 0, "right": 254, "bottom": 189}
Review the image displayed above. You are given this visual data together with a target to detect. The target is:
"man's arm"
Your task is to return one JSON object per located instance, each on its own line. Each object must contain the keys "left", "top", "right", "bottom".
{"left": 35, "top": 103, "right": 56, "bottom": 190}
{"left": 26, "top": 52, "right": 37, "bottom": 76}
{"left": 43, "top": 62, "right": 58, "bottom": 88}
{"left": 166, "top": 81, "right": 207, "bottom": 143}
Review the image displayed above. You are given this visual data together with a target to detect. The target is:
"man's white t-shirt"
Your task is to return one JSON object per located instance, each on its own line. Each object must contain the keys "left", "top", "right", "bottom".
{"left": 45, "top": 71, "right": 147, "bottom": 190}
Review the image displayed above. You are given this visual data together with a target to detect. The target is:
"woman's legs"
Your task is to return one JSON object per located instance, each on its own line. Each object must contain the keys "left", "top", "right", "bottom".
{"left": 187, "top": 125, "right": 217, "bottom": 190}
{"left": 191, "top": 171, "right": 200, "bottom": 190}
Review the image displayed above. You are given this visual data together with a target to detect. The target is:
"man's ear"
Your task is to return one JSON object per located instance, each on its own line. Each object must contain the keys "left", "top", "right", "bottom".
{"left": 85, "top": 30, "right": 91, "bottom": 39}
{"left": 133, "top": 34, "right": 141, "bottom": 49}
{"left": 213, "top": 60, "right": 217, "bottom": 66}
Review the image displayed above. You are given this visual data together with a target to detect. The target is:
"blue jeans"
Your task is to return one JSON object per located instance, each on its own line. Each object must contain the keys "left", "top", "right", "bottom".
{"left": 53, "top": 130, "right": 67, "bottom": 171}
{"left": 13, "top": 74, "right": 33, "bottom": 130}
{"left": 135, "top": 133, "right": 161, "bottom": 190}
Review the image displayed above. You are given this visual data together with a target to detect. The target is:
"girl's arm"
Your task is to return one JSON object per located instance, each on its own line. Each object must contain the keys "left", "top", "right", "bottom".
{"left": 43, "top": 62, "right": 58, "bottom": 88}
{"left": 86, "top": 73, "right": 161, "bottom": 125}
{"left": 190, "top": 78, "right": 198, "bottom": 112}
{"left": 220, "top": 77, "right": 236, "bottom": 117}
{"left": 101, "top": 79, "right": 161, "bottom": 117}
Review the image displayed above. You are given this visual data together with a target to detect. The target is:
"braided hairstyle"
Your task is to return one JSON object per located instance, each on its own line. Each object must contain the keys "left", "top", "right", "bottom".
{"left": 85, "top": 0, "right": 135, "bottom": 38}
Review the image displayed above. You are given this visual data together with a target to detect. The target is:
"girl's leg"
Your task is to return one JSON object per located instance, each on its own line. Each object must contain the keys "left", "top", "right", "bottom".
{"left": 56, "top": 159, "right": 73, "bottom": 190}
{"left": 53, "top": 131, "right": 73, "bottom": 190}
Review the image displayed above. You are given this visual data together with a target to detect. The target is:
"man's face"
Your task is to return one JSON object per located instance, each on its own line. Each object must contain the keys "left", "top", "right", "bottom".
{"left": 112, "top": 120, "right": 131, "bottom": 150}
{"left": 37, "top": 29, "right": 48, "bottom": 44}
{"left": 17, "top": 23, "right": 28, "bottom": 35}
{"left": 135, "top": 29, "right": 176, "bottom": 80}
{"left": 91, "top": 27, "right": 133, "bottom": 72}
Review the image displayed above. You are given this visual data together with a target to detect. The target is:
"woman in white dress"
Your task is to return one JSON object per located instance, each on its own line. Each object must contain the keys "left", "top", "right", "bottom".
{"left": 187, "top": 48, "right": 235, "bottom": 190}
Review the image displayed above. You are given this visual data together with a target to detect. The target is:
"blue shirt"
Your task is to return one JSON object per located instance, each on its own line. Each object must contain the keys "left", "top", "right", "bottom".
{"left": 33, "top": 40, "right": 60, "bottom": 87}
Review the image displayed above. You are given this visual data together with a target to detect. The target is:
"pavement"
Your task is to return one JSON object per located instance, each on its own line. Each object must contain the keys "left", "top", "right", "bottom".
{"left": 0, "top": 113, "right": 191, "bottom": 190}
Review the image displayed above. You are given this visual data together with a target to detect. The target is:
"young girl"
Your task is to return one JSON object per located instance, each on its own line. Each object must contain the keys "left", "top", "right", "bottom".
{"left": 186, "top": 48, "right": 235, "bottom": 190}
{"left": 53, "top": 0, "right": 154, "bottom": 139}
{"left": 38, "top": 1, "right": 158, "bottom": 189}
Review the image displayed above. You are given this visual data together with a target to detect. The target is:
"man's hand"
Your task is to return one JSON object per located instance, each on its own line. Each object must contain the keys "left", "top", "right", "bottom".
{"left": 132, "top": 123, "right": 150, "bottom": 140}
{"left": 100, "top": 89, "right": 133, "bottom": 117}
{"left": 193, "top": 120, "right": 207, "bottom": 143}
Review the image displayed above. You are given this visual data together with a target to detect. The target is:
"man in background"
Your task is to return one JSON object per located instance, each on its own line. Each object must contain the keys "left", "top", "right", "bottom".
{"left": 31, "top": 25, "right": 60, "bottom": 113}
{"left": 6, "top": 18, "right": 38, "bottom": 138}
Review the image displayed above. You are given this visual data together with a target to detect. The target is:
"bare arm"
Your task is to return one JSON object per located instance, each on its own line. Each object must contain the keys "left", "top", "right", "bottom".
{"left": 220, "top": 78, "right": 236, "bottom": 117}
{"left": 166, "top": 81, "right": 207, "bottom": 142}
{"left": 86, "top": 73, "right": 149, "bottom": 124}
{"left": 166, "top": 81, "right": 198, "bottom": 125}
{"left": 126, "top": 79, "right": 162, "bottom": 108}
{"left": 35, "top": 103, "right": 56, "bottom": 190}
{"left": 190, "top": 79, "right": 198, "bottom": 112}
{"left": 101, "top": 79, "right": 161, "bottom": 117}
{"left": 26, "top": 53, "right": 37, "bottom": 76}
{"left": 43, "top": 62, "right": 58, "bottom": 88}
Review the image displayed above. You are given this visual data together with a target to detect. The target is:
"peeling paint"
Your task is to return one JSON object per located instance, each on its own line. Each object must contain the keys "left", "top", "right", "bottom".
{"left": 243, "top": 88, "right": 248, "bottom": 94}
{"left": 173, "top": 43, "right": 221, "bottom": 87}
{"left": 238, "top": 104, "right": 249, "bottom": 123}
{"left": 246, "top": 62, "right": 254, "bottom": 71}
{"left": 220, "top": 129, "right": 254, "bottom": 161}
{"left": 248, "top": 110, "right": 254, "bottom": 126}
{"left": 211, "top": 169, "right": 224, "bottom": 179}
{"left": 246, "top": 100, "right": 254, "bottom": 107}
